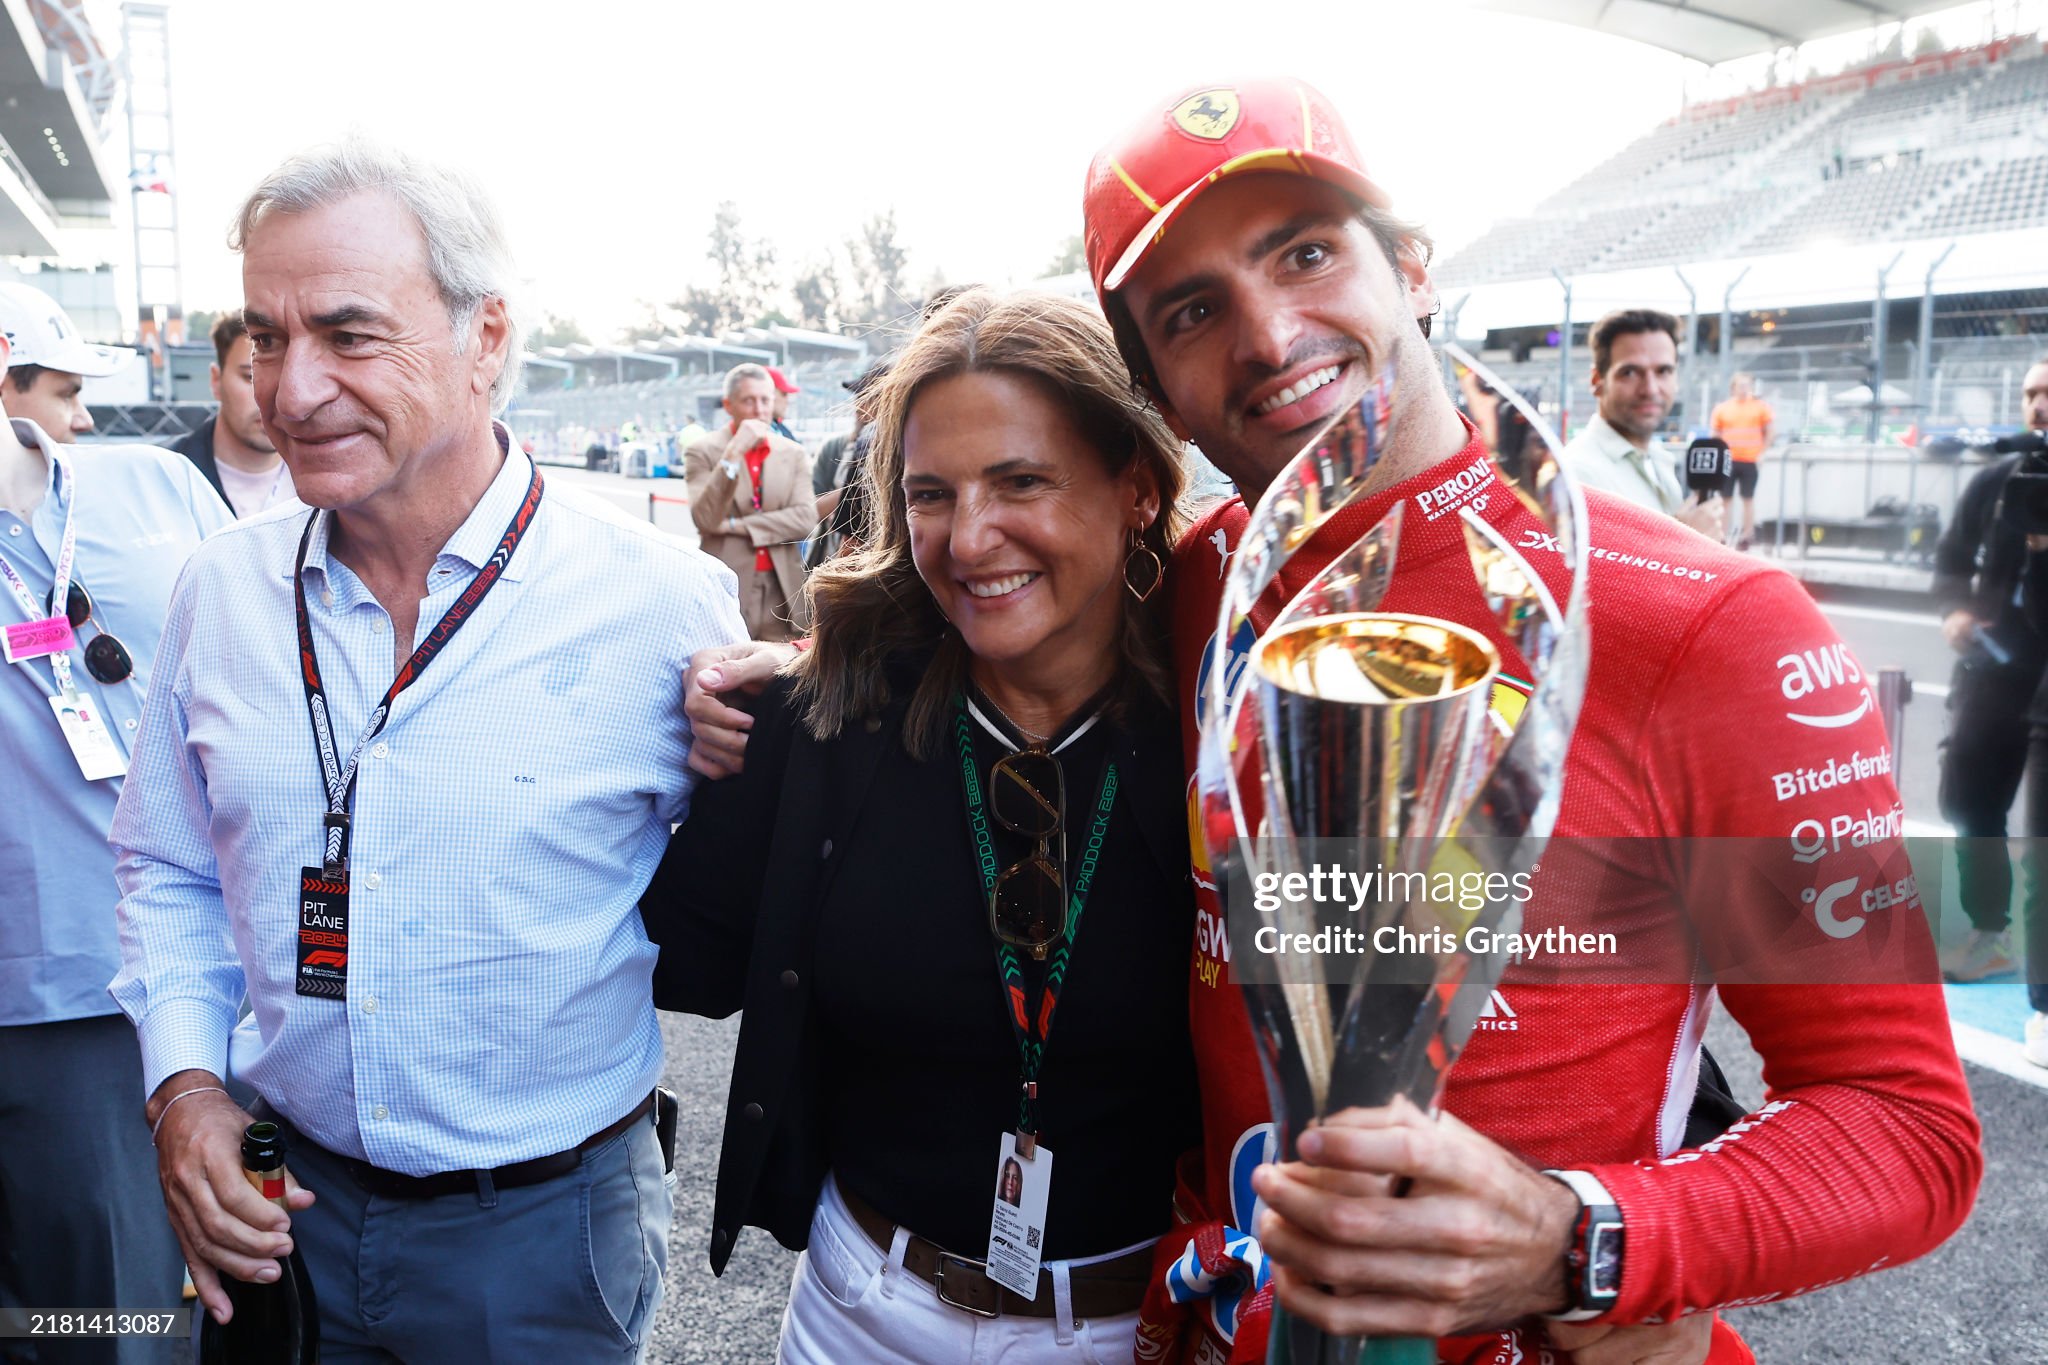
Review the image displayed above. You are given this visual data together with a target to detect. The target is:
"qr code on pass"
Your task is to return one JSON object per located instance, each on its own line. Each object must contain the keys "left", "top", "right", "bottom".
{"left": 1026, "top": 1227, "right": 1041, "bottom": 1250}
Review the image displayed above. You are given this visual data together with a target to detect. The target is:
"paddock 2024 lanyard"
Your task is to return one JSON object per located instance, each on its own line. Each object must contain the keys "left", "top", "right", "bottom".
{"left": 288, "top": 462, "right": 543, "bottom": 999}
{"left": 0, "top": 452, "right": 81, "bottom": 697}
{"left": 953, "top": 700, "right": 1117, "bottom": 1148}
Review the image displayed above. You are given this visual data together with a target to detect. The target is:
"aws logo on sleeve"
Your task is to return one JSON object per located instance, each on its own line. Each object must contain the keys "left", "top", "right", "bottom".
{"left": 1776, "top": 642, "right": 1874, "bottom": 729}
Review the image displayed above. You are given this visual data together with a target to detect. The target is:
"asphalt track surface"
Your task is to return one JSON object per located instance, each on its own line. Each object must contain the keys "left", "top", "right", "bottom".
{"left": 566, "top": 467, "right": 2048, "bottom": 1362}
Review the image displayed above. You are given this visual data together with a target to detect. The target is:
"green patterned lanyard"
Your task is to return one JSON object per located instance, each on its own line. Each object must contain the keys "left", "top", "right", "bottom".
{"left": 954, "top": 701, "right": 1118, "bottom": 1147}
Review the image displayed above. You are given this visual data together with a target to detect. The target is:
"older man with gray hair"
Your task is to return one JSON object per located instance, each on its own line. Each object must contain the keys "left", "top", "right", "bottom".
{"left": 108, "top": 138, "right": 746, "bottom": 1360}
{"left": 684, "top": 361, "right": 817, "bottom": 640}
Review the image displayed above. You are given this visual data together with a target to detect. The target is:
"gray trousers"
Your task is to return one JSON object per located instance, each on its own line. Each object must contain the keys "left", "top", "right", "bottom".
{"left": 284, "top": 1111, "right": 672, "bottom": 1363}
{"left": 0, "top": 1014, "right": 185, "bottom": 1365}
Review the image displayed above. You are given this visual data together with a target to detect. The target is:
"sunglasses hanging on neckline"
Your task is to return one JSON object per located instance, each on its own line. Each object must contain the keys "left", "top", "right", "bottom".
{"left": 988, "top": 747, "right": 1067, "bottom": 956}
{"left": 52, "top": 579, "right": 134, "bottom": 685}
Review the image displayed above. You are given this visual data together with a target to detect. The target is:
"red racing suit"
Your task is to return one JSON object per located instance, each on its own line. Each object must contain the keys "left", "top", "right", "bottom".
{"left": 1136, "top": 428, "right": 1981, "bottom": 1364}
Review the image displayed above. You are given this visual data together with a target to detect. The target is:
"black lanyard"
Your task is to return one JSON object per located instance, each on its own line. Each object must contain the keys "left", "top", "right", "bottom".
{"left": 954, "top": 701, "right": 1117, "bottom": 1144}
{"left": 293, "top": 462, "right": 544, "bottom": 875}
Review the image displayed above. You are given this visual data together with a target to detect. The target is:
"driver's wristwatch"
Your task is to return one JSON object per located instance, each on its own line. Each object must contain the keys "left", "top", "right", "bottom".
{"left": 1541, "top": 1168, "right": 1624, "bottom": 1322}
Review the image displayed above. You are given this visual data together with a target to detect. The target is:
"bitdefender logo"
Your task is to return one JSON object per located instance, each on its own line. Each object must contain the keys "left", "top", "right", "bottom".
{"left": 1776, "top": 643, "right": 1875, "bottom": 729}
{"left": 1771, "top": 748, "right": 1893, "bottom": 801}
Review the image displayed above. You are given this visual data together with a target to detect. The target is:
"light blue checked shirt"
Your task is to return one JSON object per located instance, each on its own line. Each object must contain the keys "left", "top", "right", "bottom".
{"left": 109, "top": 443, "right": 747, "bottom": 1175}
{"left": 0, "top": 424, "right": 232, "bottom": 1026}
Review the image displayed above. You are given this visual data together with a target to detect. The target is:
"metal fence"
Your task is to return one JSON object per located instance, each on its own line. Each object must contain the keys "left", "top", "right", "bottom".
{"left": 1752, "top": 442, "right": 1980, "bottom": 560}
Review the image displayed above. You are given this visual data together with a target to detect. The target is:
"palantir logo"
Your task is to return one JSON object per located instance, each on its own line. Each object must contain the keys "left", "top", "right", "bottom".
{"left": 1776, "top": 643, "right": 1874, "bottom": 729}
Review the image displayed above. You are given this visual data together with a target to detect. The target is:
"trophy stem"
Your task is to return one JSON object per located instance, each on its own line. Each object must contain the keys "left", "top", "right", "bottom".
{"left": 1268, "top": 1305, "right": 1436, "bottom": 1365}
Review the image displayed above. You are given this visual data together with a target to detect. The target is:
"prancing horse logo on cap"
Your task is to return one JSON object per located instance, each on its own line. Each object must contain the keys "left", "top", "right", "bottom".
{"left": 1172, "top": 89, "right": 1241, "bottom": 140}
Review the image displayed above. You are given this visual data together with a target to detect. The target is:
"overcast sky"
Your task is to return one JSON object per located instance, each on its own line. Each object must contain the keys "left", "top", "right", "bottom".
{"left": 161, "top": 0, "right": 2018, "bottom": 339}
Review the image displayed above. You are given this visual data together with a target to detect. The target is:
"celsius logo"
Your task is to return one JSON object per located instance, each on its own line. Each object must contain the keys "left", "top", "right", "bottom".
{"left": 1776, "top": 643, "right": 1873, "bottom": 729}
{"left": 1803, "top": 876, "right": 1865, "bottom": 938}
{"left": 1474, "top": 989, "right": 1519, "bottom": 1031}
{"left": 1414, "top": 456, "right": 1492, "bottom": 520}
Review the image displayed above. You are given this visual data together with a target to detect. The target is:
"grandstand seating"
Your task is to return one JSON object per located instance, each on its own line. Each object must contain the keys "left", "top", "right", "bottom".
{"left": 1915, "top": 152, "right": 2048, "bottom": 237}
{"left": 1679, "top": 98, "right": 1830, "bottom": 165}
{"left": 1594, "top": 195, "right": 1754, "bottom": 270}
{"left": 522, "top": 357, "right": 870, "bottom": 450}
{"left": 1435, "top": 38, "right": 2048, "bottom": 284}
{"left": 1746, "top": 157, "right": 1975, "bottom": 254}
{"left": 1967, "top": 48, "right": 2048, "bottom": 118}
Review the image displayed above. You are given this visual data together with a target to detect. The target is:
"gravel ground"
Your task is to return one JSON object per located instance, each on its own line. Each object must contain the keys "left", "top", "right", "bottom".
{"left": 645, "top": 1012, "right": 794, "bottom": 1364}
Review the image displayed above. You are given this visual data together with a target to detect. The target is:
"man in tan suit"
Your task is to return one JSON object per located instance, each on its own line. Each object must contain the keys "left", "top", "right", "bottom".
{"left": 686, "top": 363, "right": 818, "bottom": 640}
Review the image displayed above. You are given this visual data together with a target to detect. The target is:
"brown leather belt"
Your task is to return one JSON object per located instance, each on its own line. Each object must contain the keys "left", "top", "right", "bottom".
{"left": 263, "top": 1095, "right": 654, "bottom": 1200}
{"left": 839, "top": 1186, "right": 1152, "bottom": 1320}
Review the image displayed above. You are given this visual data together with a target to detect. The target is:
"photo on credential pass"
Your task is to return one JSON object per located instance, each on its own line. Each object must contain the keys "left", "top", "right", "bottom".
{"left": 12, "top": 0, "right": 2037, "bottom": 1361}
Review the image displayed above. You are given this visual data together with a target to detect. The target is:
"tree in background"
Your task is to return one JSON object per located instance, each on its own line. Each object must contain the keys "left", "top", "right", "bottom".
{"left": 845, "top": 210, "right": 913, "bottom": 330}
{"left": 529, "top": 311, "right": 590, "bottom": 348}
{"left": 791, "top": 257, "right": 845, "bottom": 332}
{"left": 619, "top": 203, "right": 926, "bottom": 343}
{"left": 1042, "top": 234, "right": 1085, "bottom": 278}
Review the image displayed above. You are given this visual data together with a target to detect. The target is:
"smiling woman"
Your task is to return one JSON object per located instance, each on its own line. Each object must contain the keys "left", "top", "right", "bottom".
{"left": 797, "top": 288, "right": 1187, "bottom": 756}
{"left": 640, "top": 289, "right": 1203, "bottom": 1363}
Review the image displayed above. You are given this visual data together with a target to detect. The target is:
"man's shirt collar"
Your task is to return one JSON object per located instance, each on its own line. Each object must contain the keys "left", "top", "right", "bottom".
{"left": 298, "top": 422, "right": 534, "bottom": 592}
{"left": 1584, "top": 412, "right": 1660, "bottom": 464}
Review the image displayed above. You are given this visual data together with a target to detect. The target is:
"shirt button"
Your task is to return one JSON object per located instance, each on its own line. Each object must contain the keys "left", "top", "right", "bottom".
{"left": 742, "top": 1102, "right": 764, "bottom": 1122}
{"left": 372, "top": 742, "right": 389, "bottom": 759}
{"left": 6, "top": 525, "right": 18, "bottom": 536}
{"left": 321, "top": 590, "right": 333, "bottom": 607}
{"left": 373, "top": 1104, "right": 389, "bottom": 1120}
{"left": 364, "top": 872, "right": 382, "bottom": 890}
{"left": 124, "top": 718, "right": 136, "bottom": 730}
{"left": 780, "top": 969, "right": 799, "bottom": 990}
{"left": 820, "top": 839, "right": 833, "bottom": 861}
{"left": 371, "top": 618, "right": 387, "bottom": 632}
{"left": 362, "top": 995, "right": 379, "bottom": 1014}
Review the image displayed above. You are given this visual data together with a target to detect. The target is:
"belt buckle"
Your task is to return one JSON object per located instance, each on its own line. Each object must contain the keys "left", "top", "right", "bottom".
{"left": 933, "top": 1251, "right": 1000, "bottom": 1318}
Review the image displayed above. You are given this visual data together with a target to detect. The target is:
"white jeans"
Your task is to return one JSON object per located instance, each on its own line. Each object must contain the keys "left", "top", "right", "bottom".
{"left": 778, "top": 1175, "right": 1146, "bottom": 1364}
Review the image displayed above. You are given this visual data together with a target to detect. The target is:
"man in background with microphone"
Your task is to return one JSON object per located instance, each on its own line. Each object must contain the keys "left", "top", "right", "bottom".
{"left": 1559, "top": 308, "right": 1726, "bottom": 540}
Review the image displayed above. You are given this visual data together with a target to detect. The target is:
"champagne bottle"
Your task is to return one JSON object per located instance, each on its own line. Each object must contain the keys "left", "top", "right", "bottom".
{"left": 193, "top": 1121, "right": 321, "bottom": 1364}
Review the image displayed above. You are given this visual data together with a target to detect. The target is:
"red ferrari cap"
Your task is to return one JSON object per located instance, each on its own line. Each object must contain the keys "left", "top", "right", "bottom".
{"left": 1083, "top": 77, "right": 1389, "bottom": 298}
{"left": 767, "top": 366, "right": 800, "bottom": 394}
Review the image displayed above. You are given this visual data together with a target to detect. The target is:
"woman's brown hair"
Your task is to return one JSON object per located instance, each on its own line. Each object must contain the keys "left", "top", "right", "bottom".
{"left": 790, "top": 288, "right": 1188, "bottom": 758}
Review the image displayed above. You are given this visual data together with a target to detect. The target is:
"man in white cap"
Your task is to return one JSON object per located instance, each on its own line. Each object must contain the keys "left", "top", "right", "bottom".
{"left": 0, "top": 280, "right": 230, "bottom": 1360}
{"left": 0, "top": 280, "right": 133, "bottom": 440}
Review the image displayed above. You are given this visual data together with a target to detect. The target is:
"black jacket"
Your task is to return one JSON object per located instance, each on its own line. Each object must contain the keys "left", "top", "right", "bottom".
{"left": 169, "top": 416, "right": 226, "bottom": 504}
{"left": 1933, "top": 454, "right": 2031, "bottom": 625}
{"left": 640, "top": 667, "right": 1189, "bottom": 1274}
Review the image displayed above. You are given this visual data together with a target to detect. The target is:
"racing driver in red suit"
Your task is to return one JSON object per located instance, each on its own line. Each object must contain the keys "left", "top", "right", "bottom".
{"left": 1083, "top": 77, "right": 1978, "bottom": 1365}
{"left": 678, "top": 76, "right": 1981, "bottom": 1365}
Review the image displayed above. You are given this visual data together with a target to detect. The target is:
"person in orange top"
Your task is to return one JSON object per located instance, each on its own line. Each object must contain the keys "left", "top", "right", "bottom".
{"left": 1710, "top": 372, "right": 1774, "bottom": 549}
